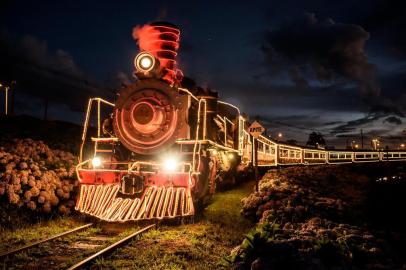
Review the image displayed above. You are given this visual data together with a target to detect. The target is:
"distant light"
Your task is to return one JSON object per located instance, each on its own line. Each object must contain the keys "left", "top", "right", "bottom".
{"left": 92, "top": 157, "right": 102, "bottom": 168}
{"left": 228, "top": 153, "right": 234, "bottom": 160}
{"left": 163, "top": 157, "right": 178, "bottom": 172}
{"left": 211, "top": 149, "right": 218, "bottom": 156}
{"left": 278, "top": 133, "right": 283, "bottom": 138}
{"left": 401, "top": 144, "right": 405, "bottom": 148}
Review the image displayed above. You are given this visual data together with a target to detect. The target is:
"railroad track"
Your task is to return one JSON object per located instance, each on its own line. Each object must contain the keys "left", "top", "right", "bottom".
{"left": 0, "top": 223, "right": 94, "bottom": 258}
{"left": 0, "top": 223, "right": 155, "bottom": 270}
{"left": 67, "top": 224, "right": 155, "bottom": 270}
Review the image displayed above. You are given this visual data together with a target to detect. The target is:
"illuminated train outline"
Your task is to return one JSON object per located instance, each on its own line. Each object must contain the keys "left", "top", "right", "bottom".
{"left": 75, "top": 22, "right": 406, "bottom": 223}
{"left": 75, "top": 87, "right": 406, "bottom": 223}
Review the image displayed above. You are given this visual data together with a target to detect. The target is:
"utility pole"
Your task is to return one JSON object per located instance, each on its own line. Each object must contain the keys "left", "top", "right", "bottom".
{"left": 248, "top": 120, "right": 265, "bottom": 192}
{"left": 254, "top": 138, "right": 259, "bottom": 191}
{"left": 361, "top": 129, "right": 364, "bottom": 149}
{"left": 0, "top": 83, "right": 10, "bottom": 115}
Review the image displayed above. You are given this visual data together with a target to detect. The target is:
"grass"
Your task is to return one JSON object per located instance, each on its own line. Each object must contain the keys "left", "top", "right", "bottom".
{"left": 0, "top": 216, "right": 87, "bottom": 253}
{"left": 97, "top": 181, "right": 255, "bottom": 270}
{"left": 0, "top": 181, "right": 255, "bottom": 269}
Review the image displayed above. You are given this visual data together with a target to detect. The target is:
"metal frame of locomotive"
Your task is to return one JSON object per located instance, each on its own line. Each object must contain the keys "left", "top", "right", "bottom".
{"left": 75, "top": 22, "right": 406, "bottom": 223}
{"left": 75, "top": 22, "right": 245, "bottom": 222}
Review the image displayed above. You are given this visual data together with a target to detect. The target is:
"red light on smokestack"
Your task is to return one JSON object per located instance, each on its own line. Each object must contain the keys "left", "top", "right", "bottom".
{"left": 133, "top": 22, "right": 182, "bottom": 84}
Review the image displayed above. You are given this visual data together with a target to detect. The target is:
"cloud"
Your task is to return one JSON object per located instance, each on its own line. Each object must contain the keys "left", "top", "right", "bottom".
{"left": 0, "top": 28, "right": 113, "bottom": 112}
{"left": 329, "top": 113, "right": 405, "bottom": 138}
{"left": 330, "top": 114, "right": 382, "bottom": 135}
{"left": 384, "top": 116, "right": 402, "bottom": 125}
{"left": 357, "top": 1, "right": 406, "bottom": 58}
{"left": 260, "top": 12, "right": 406, "bottom": 118}
{"left": 262, "top": 13, "right": 377, "bottom": 91}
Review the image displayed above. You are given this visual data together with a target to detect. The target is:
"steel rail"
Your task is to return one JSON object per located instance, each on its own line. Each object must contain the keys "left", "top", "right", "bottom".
{"left": 0, "top": 223, "right": 93, "bottom": 258}
{"left": 66, "top": 224, "right": 155, "bottom": 270}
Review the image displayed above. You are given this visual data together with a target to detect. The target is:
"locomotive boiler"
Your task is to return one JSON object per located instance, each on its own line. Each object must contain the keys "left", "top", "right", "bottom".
{"left": 75, "top": 22, "right": 243, "bottom": 222}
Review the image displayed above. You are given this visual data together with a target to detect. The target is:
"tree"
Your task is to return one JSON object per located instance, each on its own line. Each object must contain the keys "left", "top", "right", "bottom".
{"left": 306, "top": 132, "right": 325, "bottom": 147}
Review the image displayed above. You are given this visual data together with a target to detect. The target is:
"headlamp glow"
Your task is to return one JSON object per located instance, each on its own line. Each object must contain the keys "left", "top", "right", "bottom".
{"left": 134, "top": 52, "right": 155, "bottom": 72}
{"left": 140, "top": 57, "right": 152, "bottom": 69}
{"left": 163, "top": 157, "right": 178, "bottom": 172}
{"left": 92, "top": 157, "right": 102, "bottom": 168}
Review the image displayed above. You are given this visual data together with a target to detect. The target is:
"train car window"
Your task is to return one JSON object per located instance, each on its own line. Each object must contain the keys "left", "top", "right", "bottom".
{"left": 305, "top": 153, "right": 312, "bottom": 158}
{"left": 345, "top": 154, "right": 352, "bottom": 159}
{"left": 320, "top": 153, "right": 326, "bottom": 158}
{"left": 365, "top": 154, "right": 371, "bottom": 158}
{"left": 257, "top": 141, "right": 263, "bottom": 153}
{"left": 393, "top": 154, "right": 399, "bottom": 157}
{"left": 295, "top": 152, "right": 301, "bottom": 158}
{"left": 271, "top": 147, "right": 275, "bottom": 154}
{"left": 314, "top": 153, "right": 319, "bottom": 158}
{"left": 339, "top": 154, "right": 346, "bottom": 159}
{"left": 281, "top": 149, "right": 288, "bottom": 158}
{"left": 330, "top": 154, "right": 338, "bottom": 159}
{"left": 373, "top": 154, "right": 378, "bottom": 158}
{"left": 289, "top": 151, "right": 295, "bottom": 158}
{"left": 355, "top": 154, "right": 363, "bottom": 158}
{"left": 401, "top": 153, "right": 406, "bottom": 157}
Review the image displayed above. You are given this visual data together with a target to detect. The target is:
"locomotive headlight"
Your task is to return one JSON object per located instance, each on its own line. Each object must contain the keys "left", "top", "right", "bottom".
{"left": 140, "top": 57, "right": 153, "bottom": 69}
{"left": 134, "top": 52, "right": 155, "bottom": 72}
{"left": 92, "top": 157, "right": 102, "bottom": 168}
{"left": 163, "top": 157, "right": 178, "bottom": 172}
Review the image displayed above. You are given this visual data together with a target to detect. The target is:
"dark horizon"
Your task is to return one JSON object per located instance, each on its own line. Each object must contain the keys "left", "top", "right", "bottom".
{"left": 1, "top": 0, "right": 405, "bottom": 148}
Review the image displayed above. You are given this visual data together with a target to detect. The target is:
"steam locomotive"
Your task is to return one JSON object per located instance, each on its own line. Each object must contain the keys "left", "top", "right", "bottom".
{"left": 75, "top": 22, "right": 406, "bottom": 222}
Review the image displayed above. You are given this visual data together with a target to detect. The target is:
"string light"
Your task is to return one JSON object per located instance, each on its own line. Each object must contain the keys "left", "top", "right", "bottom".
{"left": 75, "top": 184, "right": 194, "bottom": 222}
{"left": 76, "top": 83, "right": 406, "bottom": 222}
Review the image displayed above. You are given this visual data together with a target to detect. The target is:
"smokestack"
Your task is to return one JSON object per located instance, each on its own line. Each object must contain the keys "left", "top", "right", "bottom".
{"left": 133, "top": 21, "right": 182, "bottom": 84}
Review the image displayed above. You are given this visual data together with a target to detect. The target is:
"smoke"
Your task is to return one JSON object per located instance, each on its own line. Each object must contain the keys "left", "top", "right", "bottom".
{"left": 262, "top": 13, "right": 380, "bottom": 100}
{"left": 115, "top": 71, "right": 131, "bottom": 86}
{"left": 132, "top": 24, "right": 160, "bottom": 52}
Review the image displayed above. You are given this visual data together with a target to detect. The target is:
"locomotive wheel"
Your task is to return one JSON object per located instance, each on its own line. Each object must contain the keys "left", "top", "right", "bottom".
{"left": 194, "top": 156, "right": 217, "bottom": 209}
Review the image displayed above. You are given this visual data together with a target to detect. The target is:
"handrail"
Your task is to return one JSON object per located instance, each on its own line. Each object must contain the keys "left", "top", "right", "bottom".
{"left": 218, "top": 100, "right": 240, "bottom": 115}
{"left": 79, "top": 97, "right": 115, "bottom": 163}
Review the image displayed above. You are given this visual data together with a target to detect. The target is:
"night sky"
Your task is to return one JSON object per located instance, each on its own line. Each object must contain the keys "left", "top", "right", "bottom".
{"left": 0, "top": 0, "right": 405, "bottom": 148}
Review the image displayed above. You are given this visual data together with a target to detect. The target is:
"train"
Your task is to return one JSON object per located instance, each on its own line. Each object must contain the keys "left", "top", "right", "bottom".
{"left": 75, "top": 21, "right": 406, "bottom": 222}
